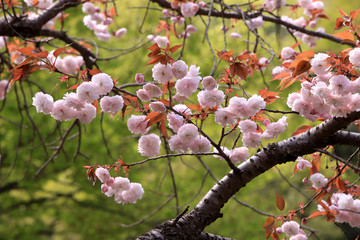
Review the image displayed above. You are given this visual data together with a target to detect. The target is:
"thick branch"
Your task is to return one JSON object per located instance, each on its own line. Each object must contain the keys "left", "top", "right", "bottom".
{"left": 139, "top": 112, "right": 360, "bottom": 239}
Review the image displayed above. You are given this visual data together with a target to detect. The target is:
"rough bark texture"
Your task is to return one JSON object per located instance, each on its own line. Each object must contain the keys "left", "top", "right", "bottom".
{"left": 138, "top": 112, "right": 360, "bottom": 239}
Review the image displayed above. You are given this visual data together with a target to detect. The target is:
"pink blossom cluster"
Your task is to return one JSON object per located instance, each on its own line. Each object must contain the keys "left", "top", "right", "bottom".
{"left": 214, "top": 146, "right": 250, "bottom": 164}
{"left": 246, "top": 16, "right": 263, "bottom": 30}
{"left": 264, "top": 0, "right": 286, "bottom": 11}
{"left": 127, "top": 115, "right": 162, "bottom": 156}
{"left": 32, "top": 73, "right": 118, "bottom": 124}
{"left": 138, "top": 133, "right": 161, "bottom": 156}
{"left": 277, "top": 221, "right": 307, "bottom": 240}
{"left": 325, "top": 193, "right": 360, "bottom": 227}
{"left": 47, "top": 51, "right": 84, "bottom": 75}
{"left": 82, "top": 2, "right": 126, "bottom": 41}
{"left": 136, "top": 83, "right": 162, "bottom": 102}
{"left": 214, "top": 94, "right": 266, "bottom": 127}
{"left": 287, "top": 54, "right": 360, "bottom": 120}
{"left": 0, "top": 37, "right": 7, "bottom": 49}
{"left": 24, "top": 0, "right": 52, "bottom": 9}
{"left": 167, "top": 104, "right": 191, "bottom": 132}
{"left": 295, "top": 157, "right": 312, "bottom": 170}
{"left": 279, "top": 0, "right": 325, "bottom": 47}
{"left": 175, "top": 65, "right": 202, "bottom": 99}
{"left": 309, "top": 172, "right": 327, "bottom": 189}
{"left": 0, "top": 80, "right": 10, "bottom": 100}
{"left": 151, "top": 60, "right": 202, "bottom": 102}
{"left": 95, "top": 167, "right": 144, "bottom": 204}
{"left": 169, "top": 123, "right": 211, "bottom": 154}
{"left": 180, "top": 2, "right": 199, "bottom": 18}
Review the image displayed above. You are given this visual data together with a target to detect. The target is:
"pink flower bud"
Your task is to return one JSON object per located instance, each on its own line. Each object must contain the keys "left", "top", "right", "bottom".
{"left": 115, "top": 28, "right": 127, "bottom": 38}
{"left": 162, "top": 9, "right": 170, "bottom": 17}
{"left": 135, "top": 73, "right": 144, "bottom": 83}
{"left": 101, "top": 184, "right": 109, "bottom": 193}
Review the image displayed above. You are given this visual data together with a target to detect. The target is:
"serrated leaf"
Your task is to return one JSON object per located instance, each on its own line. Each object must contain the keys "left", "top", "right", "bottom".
{"left": 273, "top": 72, "right": 291, "bottom": 80}
{"left": 338, "top": 8, "right": 348, "bottom": 17}
{"left": 332, "top": 31, "right": 354, "bottom": 40}
{"left": 169, "top": 44, "right": 182, "bottom": 53}
{"left": 53, "top": 45, "right": 70, "bottom": 58}
{"left": 293, "top": 59, "right": 311, "bottom": 77}
{"left": 275, "top": 192, "right": 285, "bottom": 211}
{"left": 159, "top": 118, "right": 169, "bottom": 139}
{"left": 262, "top": 217, "right": 275, "bottom": 229}
{"left": 145, "top": 112, "right": 166, "bottom": 127}
{"left": 291, "top": 125, "right": 312, "bottom": 136}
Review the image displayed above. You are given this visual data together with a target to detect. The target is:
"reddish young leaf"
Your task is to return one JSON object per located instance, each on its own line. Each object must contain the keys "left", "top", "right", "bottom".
{"left": 65, "top": 83, "right": 81, "bottom": 91}
{"left": 159, "top": 99, "right": 170, "bottom": 107}
{"left": 338, "top": 8, "right": 348, "bottom": 17}
{"left": 275, "top": 192, "right": 285, "bottom": 211}
{"left": 280, "top": 77, "right": 298, "bottom": 91}
{"left": 259, "top": 88, "right": 280, "bottom": 104}
{"left": 53, "top": 45, "right": 69, "bottom": 58}
{"left": 297, "top": 50, "right": 314, "bottom": 58}
{"left": 307, "top": 211, "right": 327, "bottom": 219}
{"left": 293, "top": 59, "right": 311, "bottom": 77}
{"left": 186, "top": 104, "right": 203, "bottom": 112}
{"left": 332, "top": 31, "right": 354, "bottom": 40}
{"left": 334, "top": 18, "right": 345, "bottom": 30}
{"left": 89, "top": 69, "right": 101, "bottom": 76}
{"left": 272, "top": 72, "right": 291, "bottom": 81}
{"left": 145, "top": 112, "right": 166, "bottom": 127}
{"left": 310, "top": 154, "right": 321, "bottom": 174}
{"left": 146, "top": 54, "right": 164, "bottom": 65}
{"left": 294, "top": 164, "right": 299, "bottom": 174}
{"left": 262, "top": 217, "right": 275, "bottom": 229}
{"left": 334, "top": 176, "right": 346, "bottom": 192}
{"left": 17, "top": 47, "right": 35, "bottom": 56}
{"left": 169, "top": 44, "right": 182, "bottom": 53}
{"left": 350, "top": 9, "right": 360, "bottom": 20}
{"left": 217, "top": 50, "right": 234, "bottom": 62}
{"left": 159, "top": 118, "right": 169, "bottom": 139}
{"left": 291, "top": 42, "right": 302, "bottom": 49}
{"left": 291, "top": 125, "right": 313, "bottom": 136}
{"left": 92, "top": 99, "right": 99, "bottom": 112}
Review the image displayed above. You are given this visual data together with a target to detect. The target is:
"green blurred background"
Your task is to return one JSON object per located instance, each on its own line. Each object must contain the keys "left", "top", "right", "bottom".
{"left": 1, "top": 0, "right": 360, "bottom": 239}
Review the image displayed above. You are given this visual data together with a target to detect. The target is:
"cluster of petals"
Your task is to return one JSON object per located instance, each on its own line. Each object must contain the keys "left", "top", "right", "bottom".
{"left": 295, "top": 157, "right": 312, "bottom": 170}
{"left": 175, "top": 65, "right": 202, "bottom": 99}
{"left": 246, "top": 16, "right": 263, "bottom": 30}
{"left": 261, "top": 116, "right": 287, "bottom": 140}
{"left": 309, "top": 172, "right": 327, "bottom": 189}
{"left": 287, "top": 59, "right": 360, "bottom": 120}
{"left": 100, "top": 95, "right": 124, "bottom": 116}
{"left": 138, "top": 134, "right": 161, "bottom": 156}
{"left": 152, "top": 63, "right": 174, "bottom": 84}
{"left": 279, "top": 221, "right": 307, "bottom": 239}
{"left": 349, "top": 48, "right": 360, "bottom": 70}
{"left": 215, "top": 95, "right": 266, "bottom": 127}
{"left": 47, "top": 51, "right": 84, "bottom": 75}
{"left": 95, "top": 167, "right": 144, "bottom": 204}
{"left": 136, "top": 83, "right": 162, "bottom": 102}
{"left": 33, "top": 72, "right": 116, "bottom": 124}
{"left": 127, "top": 115, "right": 150, "bottom": 135}
{"left": 0, "top": 80, "right": 11, "bottom": 100}
{"left": 213, "top": 146, "right": 249, "bottom": 164}
{"left": 197, "top": 89, "right": 225, "bottom": 108}
{"left": 280, "top": 9, "right": 325, "bottom": 47}
{"left": 167, "top": 104, "right": 191, "bottom": 132}
{"left": 82, "top": 2, "right": 126, "bottom": 41}
{"left": 326, "top": 193, "right": 360, "bottom": 227}
{"left": 180, "top": 2, "right": 199, "bottom": 18}
{"left": 264, "top": 0, "right": 286, "bottom": 11}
